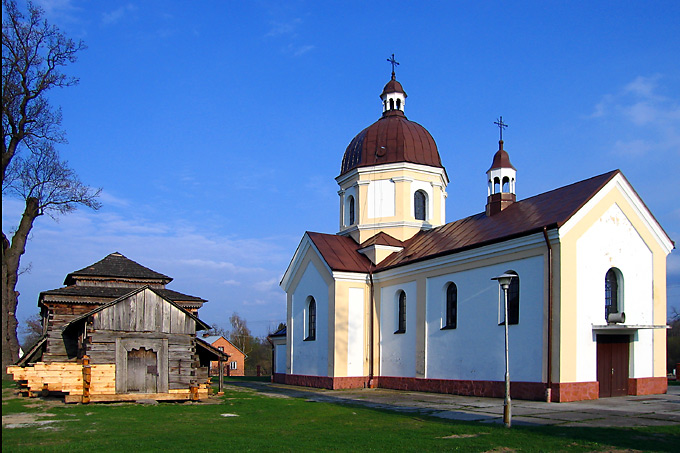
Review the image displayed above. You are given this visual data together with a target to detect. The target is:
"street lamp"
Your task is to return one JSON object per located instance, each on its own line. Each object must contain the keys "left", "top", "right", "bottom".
{"left": 492, "top": 272, "right": 516, "bottom": 428}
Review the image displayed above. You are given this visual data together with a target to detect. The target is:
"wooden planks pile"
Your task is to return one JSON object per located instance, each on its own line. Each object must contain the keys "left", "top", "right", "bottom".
{"left": 7, "top": 362, "right": 83, "bottom": 396}
{"left": 7, "top": 362, "right": 116, "bottom": 398}
{"left": 89, "top": 364, "right": 115, "bottom": 394}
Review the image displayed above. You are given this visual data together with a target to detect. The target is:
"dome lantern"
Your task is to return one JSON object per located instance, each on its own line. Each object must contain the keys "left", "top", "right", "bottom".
{"left": 486, "top": 117, "right": 517, "bottom": 216}
{"left": 380, "top": 54, "right": 406, "bottom": 114}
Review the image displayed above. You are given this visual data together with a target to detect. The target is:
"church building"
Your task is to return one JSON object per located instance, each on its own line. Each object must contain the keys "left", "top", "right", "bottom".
{"left": 277, "top": 69, "right": 674, "bottom": 402}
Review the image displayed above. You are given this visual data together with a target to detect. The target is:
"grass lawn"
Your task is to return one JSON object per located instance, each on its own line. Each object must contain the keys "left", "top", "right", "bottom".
{"left": 2, "top": 376, "right": 678, "bottom": 452}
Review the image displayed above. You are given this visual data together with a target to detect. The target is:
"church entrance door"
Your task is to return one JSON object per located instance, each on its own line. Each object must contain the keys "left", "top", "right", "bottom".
{"left": 596, "top": 335, "right": 629, "bottom": 397}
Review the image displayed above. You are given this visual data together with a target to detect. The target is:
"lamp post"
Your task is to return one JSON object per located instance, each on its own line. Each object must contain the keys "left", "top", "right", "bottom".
{"left": 492, "top": 272, "right": 516, "bottom": 428}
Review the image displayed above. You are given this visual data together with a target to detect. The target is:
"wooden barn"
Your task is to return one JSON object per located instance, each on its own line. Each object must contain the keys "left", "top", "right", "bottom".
{"left": 7, "top": 253, "right": 227, "bottom": 403}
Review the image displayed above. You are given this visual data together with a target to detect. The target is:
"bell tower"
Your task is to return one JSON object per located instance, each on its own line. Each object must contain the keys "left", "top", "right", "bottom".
{"left": 486, "top": 117, "right": 516, "bottom": 216}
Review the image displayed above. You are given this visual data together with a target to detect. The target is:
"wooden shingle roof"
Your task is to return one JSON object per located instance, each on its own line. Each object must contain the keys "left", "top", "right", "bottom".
{"left": 62, "top": 286, "right": 210, "bottom": 332}
{"left": 64, "top": 252, "right": 172, "bottom": 285}
{"left": 40, "top": 286, "right": 206, "bottom": 305}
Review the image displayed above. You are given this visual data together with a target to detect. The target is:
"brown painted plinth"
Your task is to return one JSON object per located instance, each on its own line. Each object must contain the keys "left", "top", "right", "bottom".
{"left": 628, "top": 377, "right": 667, "bottom": 395}
{"left": 378, "top": 376, "right": 548, "bottom": 401}
{"left": 550, "top": 382, "right": 599, "bottom": 402}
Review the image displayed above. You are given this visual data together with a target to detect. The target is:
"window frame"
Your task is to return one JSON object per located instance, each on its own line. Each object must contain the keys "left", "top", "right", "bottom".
{"left": 442, "top": 282, "right": 457, "bottom": 330}
{"left": 414, "top": 190, "right": 427, "bottom": 221}
{"left": 347, "top": 195, "right": 355, "bottom": 226}
{"left": 498, "top": 271, "right": 519, "bottom": 326}
{"left": 395, "top": 291, "right": 406, "bottom": 334}
{"left": 305, "top": 297, "right": 316, "bottom": 341}
{"left": 605, "top": 268, "right": 622, "bottom": 321}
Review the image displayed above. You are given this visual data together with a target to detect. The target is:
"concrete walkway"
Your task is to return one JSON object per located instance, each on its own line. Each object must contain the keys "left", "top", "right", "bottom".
{"left": 227, "top": 381, "right": 680, "bottom": 427}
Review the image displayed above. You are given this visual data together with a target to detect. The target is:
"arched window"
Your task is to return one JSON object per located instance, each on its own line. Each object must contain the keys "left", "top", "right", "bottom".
{"left": 494, "top": 177, "right": 501, "bottom": 194}
{"left": 395, "top": 291, "right": 406, "bottom": 334}
{"left": 605, "top": 268, "right": 621, "bottom": 320}
{"left": 389, "top": 98, "right": 395, "bottom": 110}
{"left": 443, "top": 283, "right": 457, "bottom": 329}
{"left": 347, "top": 195, "right": 355, "bottom": 225}
{"left": 502, "top": 176, "right": 510, "bottom": 193}
{"left": 396, "top": 98, "right": 401, "bottom": 109}
{"left": 305, "top": 297, "right": 316, "bottom": 341}
{"left": 414, "top": 190, "right": 427, "bottom": 221}
{"left": 507, "top": 271, "right": 519, "bottom": 325}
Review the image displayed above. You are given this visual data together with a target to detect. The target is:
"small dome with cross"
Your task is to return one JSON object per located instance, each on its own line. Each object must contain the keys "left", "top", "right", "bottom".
{"left": 340, "top": 74, "right": 442, "bottom": 176}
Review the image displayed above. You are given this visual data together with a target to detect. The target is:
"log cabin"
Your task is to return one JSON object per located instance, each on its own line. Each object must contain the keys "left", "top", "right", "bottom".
{"left": 7, "top": 252, "right": 227, "bottom": 403}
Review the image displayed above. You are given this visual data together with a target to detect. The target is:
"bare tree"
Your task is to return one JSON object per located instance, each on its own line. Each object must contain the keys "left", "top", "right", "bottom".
{"left": 2, "top": 0, "right": 99, "bottom": 371}
{"left": 19, "top": 312, "right": 42, "bottom": 350}
{"left": 229, "top": 312, "right": 253, "bottom": 357}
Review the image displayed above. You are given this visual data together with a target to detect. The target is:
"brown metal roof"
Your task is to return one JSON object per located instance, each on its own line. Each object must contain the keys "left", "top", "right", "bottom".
{"left": 40, "top": 285, "right": 206, "bottom": 304}
{"left": 360, "top": 232, "right": 404, "bottom": 248}
{"left": 381, "top": 76, "right": 406, "bottom": 97}
{"left": 488, "top": 140, "right": 516, "bottom": 171}
{"left": 64, "top": 252, "right": 172, "bottom": 285}
{"left": 378, "top": 170, "right": 620, "bottom": 269}
{"left": 340, "top": 110, "right": 443, "bottom": 176}
{"left": 307, "top": 232, "right": 373, "bottom": 273}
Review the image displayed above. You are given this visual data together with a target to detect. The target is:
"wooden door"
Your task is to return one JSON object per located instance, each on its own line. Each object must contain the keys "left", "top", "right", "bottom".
{"left": 127, "top": 347, "right": 158, "bottom": 393}
{"left": 597, "top": 335, "right": 629, "bottom": 397}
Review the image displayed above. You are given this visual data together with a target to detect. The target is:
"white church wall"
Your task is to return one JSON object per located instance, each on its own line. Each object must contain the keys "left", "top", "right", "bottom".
{"left": 347, "top": 287, "right": 365, "bottom": 376}
{"left": 380, "top": 281, "right": 417, "bottom": 377}
{"left": 575, "top": 203, "right": 654, "bottom": 381}
{"left": 291, "top": 261, "right": 329, "bottom": 376}
{"left": 274, "top": 343, "right": 287, "bottom": 374}
{"left": 425, "top": 255, "right": 545, "bottom": 383}
{"left": 367, "top": 180, "right": 396, "bottom": 219}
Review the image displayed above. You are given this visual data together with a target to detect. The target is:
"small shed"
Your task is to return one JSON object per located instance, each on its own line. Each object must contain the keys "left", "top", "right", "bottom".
{"left": 8, "top": 278, "right": 227, "bottom": 402}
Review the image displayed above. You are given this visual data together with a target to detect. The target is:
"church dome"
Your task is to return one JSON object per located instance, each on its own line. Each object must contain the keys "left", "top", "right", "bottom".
{"left": 340, "top": 76, "right": 443, "bottom": 176}
{"left": 488, "top": 140, "right": 516, "bottom": 171}
{"left": 381, "top": 78, "right": 406, "bottom": 97}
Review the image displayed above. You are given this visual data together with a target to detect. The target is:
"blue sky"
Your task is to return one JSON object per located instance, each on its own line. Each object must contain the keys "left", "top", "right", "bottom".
{"left": 3, "top": 0, "right": 679, "bottom": 338}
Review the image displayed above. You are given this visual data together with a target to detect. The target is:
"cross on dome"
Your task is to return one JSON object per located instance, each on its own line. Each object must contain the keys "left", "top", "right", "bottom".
{"left": 387, "top": 53, "right": 399, "bottom": 79}
{"left": 494, "top": 116, "right": 508, "bottom": 141}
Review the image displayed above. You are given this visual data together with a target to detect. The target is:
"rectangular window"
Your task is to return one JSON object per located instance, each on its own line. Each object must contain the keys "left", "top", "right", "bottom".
{"left": 498, "top": 273, "right": 519, "bottom": 326}
{"left": 395, "top": 291, "right": 406, "bottom": 334}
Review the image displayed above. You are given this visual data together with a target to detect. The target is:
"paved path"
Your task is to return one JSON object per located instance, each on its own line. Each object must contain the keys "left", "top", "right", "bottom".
{"left": 227, "top": 381, "right": 680, "bottom": 427}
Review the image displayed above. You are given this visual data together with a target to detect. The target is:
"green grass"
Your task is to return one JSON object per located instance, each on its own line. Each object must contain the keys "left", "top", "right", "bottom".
{"left": 2, "top": 377, "right": 679, "bottom": 452}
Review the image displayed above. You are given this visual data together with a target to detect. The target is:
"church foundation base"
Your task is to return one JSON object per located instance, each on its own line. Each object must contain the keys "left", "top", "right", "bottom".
{"left": 628, "top": 377, "right": 667, "bottom": 395}
{"left": 274, "top": 375, "right": 668, "bottom": 401}
{"left": 549, "top": 382, "right": 599, "bottom": 402}
{"left": 274, "top": 374, "right": 370, "bottom": 389}
{"left": 378, "top": 376, "right": 548, "bottom": 401}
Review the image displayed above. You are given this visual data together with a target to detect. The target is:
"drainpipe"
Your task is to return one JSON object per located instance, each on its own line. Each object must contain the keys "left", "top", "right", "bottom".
{"left": 542, "top": 226, "right": 554, "bottom": 402}
{"left": 368, "top": 270, "right": 375, "bottom": 388}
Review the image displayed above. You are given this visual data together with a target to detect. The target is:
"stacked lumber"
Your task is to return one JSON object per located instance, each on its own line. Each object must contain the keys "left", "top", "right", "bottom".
{"left": 89, "top": 364, "right": 116, "bottom": 394}
{"left": 7, "top": 362, "right": 83, "bottom": 396}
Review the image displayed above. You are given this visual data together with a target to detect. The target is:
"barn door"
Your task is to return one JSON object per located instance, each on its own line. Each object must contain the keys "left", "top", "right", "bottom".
{"left": 127, "top": 347, "right": 158, "bottom": 393}
{"left": 597, "top": 335, "right": 629, "bottom": 397}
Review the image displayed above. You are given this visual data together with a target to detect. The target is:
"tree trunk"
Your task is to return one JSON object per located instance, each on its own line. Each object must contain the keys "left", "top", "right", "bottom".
{"left": 2, "top": 197, "right": 40, "bottom": 373}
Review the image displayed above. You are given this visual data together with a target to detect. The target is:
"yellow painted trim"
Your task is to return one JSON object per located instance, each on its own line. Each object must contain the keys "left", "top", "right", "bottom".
{"left": 558, "top": 186, "right": 669, "bottom": 381}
